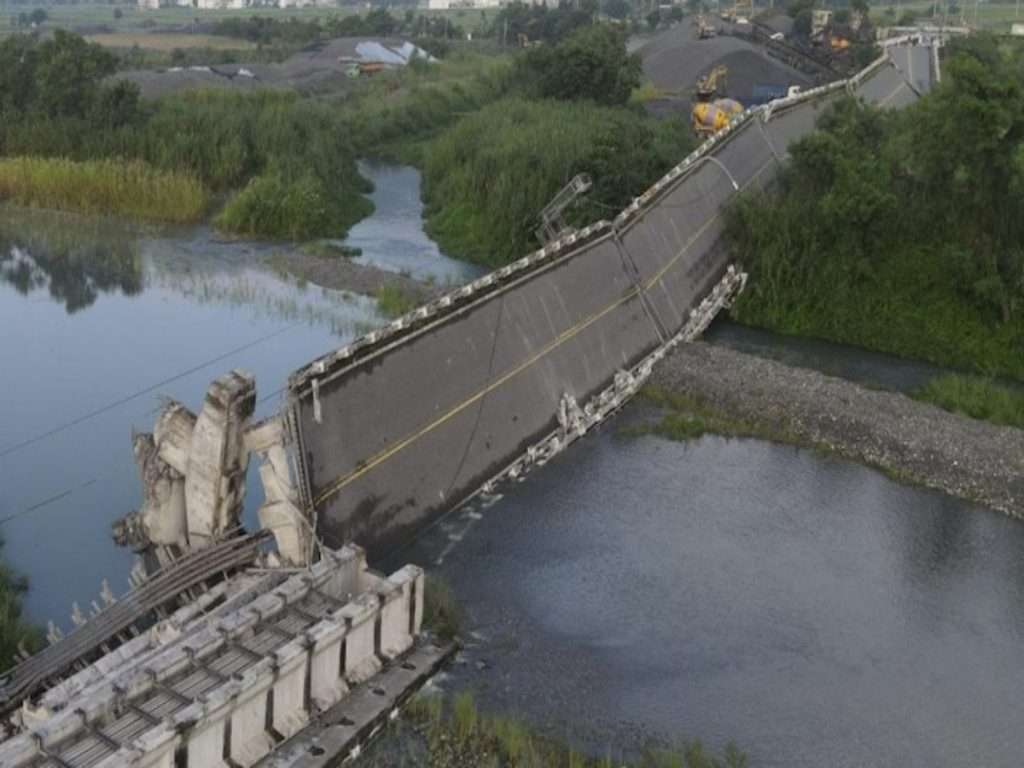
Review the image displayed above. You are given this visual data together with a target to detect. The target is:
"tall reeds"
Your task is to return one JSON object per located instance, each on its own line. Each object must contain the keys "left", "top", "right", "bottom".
{"left": 0, "top": 157, "right": 207, "bottom": 223}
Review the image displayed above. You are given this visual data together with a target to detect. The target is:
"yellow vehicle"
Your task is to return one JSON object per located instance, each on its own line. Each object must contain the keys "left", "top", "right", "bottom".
{"left": 696, "top": 65, "right": 728, "bottom": 100}
{"left": 692, "top": 98, "right": 743, "bottom": 136}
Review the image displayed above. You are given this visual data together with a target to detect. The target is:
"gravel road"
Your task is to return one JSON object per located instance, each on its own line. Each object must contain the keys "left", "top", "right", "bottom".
{"left": 652, "top": 342, "right": 1024, "bottom": 517}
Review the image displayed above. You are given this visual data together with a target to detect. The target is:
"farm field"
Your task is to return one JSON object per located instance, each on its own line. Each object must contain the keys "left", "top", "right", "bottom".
{"left": 871, "top": 0, "right": 1023, "bottom": 30}
{"left": 0, "top": 4, "right": 493, "bottom": 36}
{"left": 85, "top": 31, "right": 256, "bottom": 49}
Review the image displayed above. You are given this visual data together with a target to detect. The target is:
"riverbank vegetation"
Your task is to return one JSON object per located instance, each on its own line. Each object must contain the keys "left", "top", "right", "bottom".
{"left": 421, "top": 27, "right": 692, "bottom": 267}
{"left": 0, "top": 542, "right": 42, "bottom": 672}
{"left": 624, "top": 385, "right": 807, "bottom": 447}
{"left": 914, "top": 375, "right": 1024, "bottom": 431}
{"left": 0, "top": 157, "right": 206, "bottom": 223}
{"left": 0, "top": 29, "right": 516, "bottom": 239}
{"left": 367, "top": 691, "right": 747, "bottom": 768}
{"left": 726, "top": 35, "right": 1024, "bottom": 381}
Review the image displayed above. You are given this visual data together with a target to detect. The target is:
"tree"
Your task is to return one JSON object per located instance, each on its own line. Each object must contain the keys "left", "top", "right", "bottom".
{"left": 364, "top": 8, "right": 398, "bottom": 36}
{"left": 515, "top": 24, "right": 641, "bottom": 106}
{"left": 29, "top": 7, "right": 46, "bottom": 24}
{"left": 793, "top": 8, "right": 812, "bottom": 36}
{"left": 603, "top": 0, "right": 631, "bottom": 20}
{"left": 34, "top": 30, "right": 118, "bottom": 119}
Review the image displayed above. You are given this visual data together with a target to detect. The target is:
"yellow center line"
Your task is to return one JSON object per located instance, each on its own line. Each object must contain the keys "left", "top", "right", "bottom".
{"left": 312, "top": 157, "right": 776, "bottom": 508}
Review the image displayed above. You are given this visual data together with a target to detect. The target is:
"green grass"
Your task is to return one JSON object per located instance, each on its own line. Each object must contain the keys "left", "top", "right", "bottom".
{"left": 0, "top": 157, "right": 207, "bottom": 223}
{"left": 0, "top": 540, "right": 42, "bottom": 674}
{"left": 421, "top": 97, "right": 693, "bottom": 267}
{"left": 0, "top": 5, "right": 493, "bottom": 37}
{"left": 914, "top": 374, "right": 1024, "bottom": 430}
{"left": 375, "top": 283, "right": 421, "bottom": 318}
{"left": 404, "top": 691, "right": 749, "bottom": 768}
{"left": 625, "top": 386, "right": 805, "bottom": 446}
{"left": 300, "top": 241, "right": 361, "bottom": 259}
{"left": 422, "top": 575, "right": 464, "bottom": 643}
{"left": 870, "top": 1, "right": 1024, "bottom": 31}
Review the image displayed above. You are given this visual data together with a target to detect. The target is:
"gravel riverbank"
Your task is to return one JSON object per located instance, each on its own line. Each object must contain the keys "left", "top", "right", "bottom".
{"left": 651, "top": 342, "right": 1024, "bottom": 517}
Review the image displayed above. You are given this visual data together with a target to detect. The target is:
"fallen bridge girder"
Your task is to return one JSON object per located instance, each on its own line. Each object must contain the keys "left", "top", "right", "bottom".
{"left": 286, "top": 51, "right": 934, "bottom": 559}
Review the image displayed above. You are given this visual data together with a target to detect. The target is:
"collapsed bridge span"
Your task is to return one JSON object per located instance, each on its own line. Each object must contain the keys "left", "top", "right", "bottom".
{"left": 285, "top": 46, "right": 935, "bottom": 555}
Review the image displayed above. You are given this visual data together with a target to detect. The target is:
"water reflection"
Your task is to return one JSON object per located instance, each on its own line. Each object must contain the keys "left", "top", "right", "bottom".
{"left": 0, "top": 207, "right": 379, "bottom": 336}
{"left": 0, "top": 209, "right": 143, "bottom": 313}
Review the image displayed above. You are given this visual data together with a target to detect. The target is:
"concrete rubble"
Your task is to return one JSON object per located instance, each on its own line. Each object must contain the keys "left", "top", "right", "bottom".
{"left": 0, "top": 545, "right": 433, "bottom": 768}
{"left": 114, "top": 370, "right": 310, "bottom": 567}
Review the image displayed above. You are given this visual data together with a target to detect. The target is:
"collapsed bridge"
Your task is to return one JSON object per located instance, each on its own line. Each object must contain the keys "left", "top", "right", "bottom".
{"left": 0, "top": 38, "right": 939, "bottom": 768}
{"left": 284, "top": 44, "right": 934, "bottom": 557}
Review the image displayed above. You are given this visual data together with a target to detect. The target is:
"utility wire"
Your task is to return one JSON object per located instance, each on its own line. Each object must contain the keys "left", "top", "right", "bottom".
{"left": 0, "top": 322, "right": 302, "bottom": 461}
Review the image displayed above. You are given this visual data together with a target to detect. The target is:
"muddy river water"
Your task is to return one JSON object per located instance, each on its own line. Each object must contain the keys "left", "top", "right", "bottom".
{"left": 0, "top": 165, "right": 1021, "bottom": 766}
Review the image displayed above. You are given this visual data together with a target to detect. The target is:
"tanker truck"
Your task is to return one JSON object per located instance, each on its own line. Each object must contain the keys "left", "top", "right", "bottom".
{"left": 692, "top": 98, "right": 744, "bottom": 137}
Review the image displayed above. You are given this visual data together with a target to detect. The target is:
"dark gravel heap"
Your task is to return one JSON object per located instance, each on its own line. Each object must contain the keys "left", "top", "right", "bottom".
{"left": 652, "top": 342, "right": 1024, "bottom": 517}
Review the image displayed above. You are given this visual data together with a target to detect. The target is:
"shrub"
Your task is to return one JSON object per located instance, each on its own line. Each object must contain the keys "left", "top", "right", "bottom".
{"left": 422, "top": 97, "right": 693, "bottom": 266}
{"left": 915, "top": 375, "right": 1024, "bottom": 429}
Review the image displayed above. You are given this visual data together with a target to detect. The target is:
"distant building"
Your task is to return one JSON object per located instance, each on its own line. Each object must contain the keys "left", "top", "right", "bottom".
{"left": 140, "top": 0, "right": 343, "bottom": 8}
{"left": 1012, "top": 22, "right": 1024, "bottom": 36}
{"left": 426, "top": 0, "right": 503, "bottom": 9}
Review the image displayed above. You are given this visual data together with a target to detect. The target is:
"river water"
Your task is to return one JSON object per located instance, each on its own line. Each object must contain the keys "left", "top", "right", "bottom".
{"left": 2, "top": 166, "right": 1022, "bottom": 765}
{"left": 402, "top": 420, "right": 1024, "bottom": 768}
{"left": 0, "top": 162, "right": 473, "bottom": 625}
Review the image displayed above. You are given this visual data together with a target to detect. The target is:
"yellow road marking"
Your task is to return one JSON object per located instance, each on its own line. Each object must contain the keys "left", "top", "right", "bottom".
{"left": 312, "top": 157, "right": 776, "bottom": 507}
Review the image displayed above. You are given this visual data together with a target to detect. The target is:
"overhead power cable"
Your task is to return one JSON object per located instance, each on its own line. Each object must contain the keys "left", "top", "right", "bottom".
{"left": 0, "top": 323, "right": 302, "bottom": 461}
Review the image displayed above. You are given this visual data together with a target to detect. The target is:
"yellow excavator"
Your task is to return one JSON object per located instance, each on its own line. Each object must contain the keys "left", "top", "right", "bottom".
{"left": 695, "top": 65, "right": 728, "bottom": 99}
{"left": 692, "top": 65, "right": 743, "bottom": 137}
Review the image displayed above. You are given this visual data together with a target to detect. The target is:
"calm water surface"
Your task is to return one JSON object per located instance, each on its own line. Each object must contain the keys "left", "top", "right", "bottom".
{"left": 399, "top": 415, "right": 1024, "bottom": 768}
{"left": 0, "top": 162, "right": 464, "bottom": 624}
{"left": 2, "top": 167, "right": 1022, "bottom": 767}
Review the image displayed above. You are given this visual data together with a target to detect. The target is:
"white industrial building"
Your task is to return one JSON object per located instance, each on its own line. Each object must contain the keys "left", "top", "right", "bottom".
{"left": 426, "top": 0, "right": 504, "bottom": 9}
{"left": 139, "top": 0, "right": 339, "bottom": 9}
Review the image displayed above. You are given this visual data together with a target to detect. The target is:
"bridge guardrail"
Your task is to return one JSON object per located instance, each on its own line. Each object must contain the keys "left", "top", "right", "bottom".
{"left": 284, "top": 48, "right": 930, "bottom": 555}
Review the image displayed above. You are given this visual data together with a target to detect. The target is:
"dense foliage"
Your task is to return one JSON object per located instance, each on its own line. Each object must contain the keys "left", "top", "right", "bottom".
{"left": 727, "top": 36, "right": 1024, "bottom": 380}
{"left": 514, "top": 24, "right": 640, "bottom": 106}
{"left": 0, "top": 542, "right": 41, "bottom": 673}
{"left": 0, "top": 32, "right": 381, "bottom": 238}
{"left": 915, "top": 374, "right": 1024, "bottom": 430}
{"left": 144, "top": 90, "right": 372, "bottom": 238}
{"left": 422, "top": 97, "right": 692, "bottom": 267}
{"left": 0, "top": 30, "right": 142, "bottom": 135}
{"left": 490, "top": 0, "right": 595, "bottom": 45}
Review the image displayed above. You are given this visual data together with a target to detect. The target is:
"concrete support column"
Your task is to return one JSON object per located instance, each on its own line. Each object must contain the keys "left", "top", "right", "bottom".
{"left": 185, "top": 698, "right": 232, "bottom": 768}
{"left": 306, "top": 619, "right": 349, "bottom": 713}
{"left": 377, "top": 568, "right": 419, "bottom": 661}
{"left": 392, "top": 565, "right": 425, "bottom": 637}
{"left": 229, "top": 663, "right": 276, "bottom": 767}
{"left": 272, "top": 643, "right": 309, "bottom": 739}
{"left": 339, "top": 593, "right": 381, "bottom": 684}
